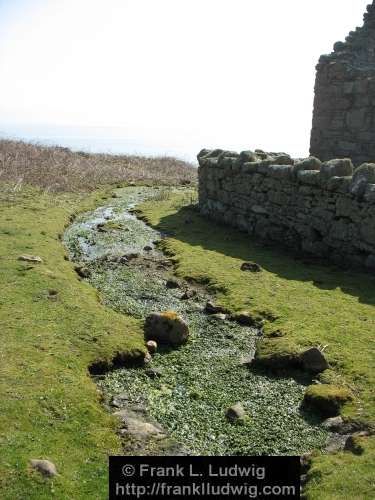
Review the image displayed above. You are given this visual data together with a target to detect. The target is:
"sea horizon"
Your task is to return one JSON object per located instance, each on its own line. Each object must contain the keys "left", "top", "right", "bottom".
{"left": 0, "top": 122, "right": 202, "bottom": 163}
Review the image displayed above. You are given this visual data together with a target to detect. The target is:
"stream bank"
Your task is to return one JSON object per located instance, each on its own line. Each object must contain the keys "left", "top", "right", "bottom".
{"left": 64, "top": 186, "right": 328, "bottom": 456}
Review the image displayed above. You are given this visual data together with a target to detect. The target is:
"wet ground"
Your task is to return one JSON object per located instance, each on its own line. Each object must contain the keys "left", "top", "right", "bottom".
{"left": 64, "top": 186, "right": 328, "bottom": 456}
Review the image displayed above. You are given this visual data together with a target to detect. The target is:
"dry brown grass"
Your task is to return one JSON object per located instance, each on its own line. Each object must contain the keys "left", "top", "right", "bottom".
{"left": 0, "top": 139, "right": 197, "bottom": 193}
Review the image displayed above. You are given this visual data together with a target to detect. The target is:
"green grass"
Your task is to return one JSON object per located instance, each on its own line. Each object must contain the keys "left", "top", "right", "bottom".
{"left": 0, "top": 185, "right": 144, "bottom": 499}
{"left": 138, "top": 190, "right": 375, "bottom": 499}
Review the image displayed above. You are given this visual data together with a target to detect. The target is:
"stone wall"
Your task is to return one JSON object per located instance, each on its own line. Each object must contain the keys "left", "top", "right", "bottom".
{"left": 198, "top": 148, "right": 375, "bottom": 270}
{"left": 310, "top": 2, "right": 375, "bottom": 165}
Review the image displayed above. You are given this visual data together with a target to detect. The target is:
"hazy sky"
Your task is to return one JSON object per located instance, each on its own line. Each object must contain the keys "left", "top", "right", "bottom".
{"left": 0, "top": 0, "right": 370, "bottom": 158}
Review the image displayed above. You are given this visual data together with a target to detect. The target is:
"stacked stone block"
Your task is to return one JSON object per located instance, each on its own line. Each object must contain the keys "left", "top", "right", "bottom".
{"left": 310, "top": 2, "right": 375, "bottom": 165}
{"left": 198, "top": 148, "right": 375, "bottom": 270}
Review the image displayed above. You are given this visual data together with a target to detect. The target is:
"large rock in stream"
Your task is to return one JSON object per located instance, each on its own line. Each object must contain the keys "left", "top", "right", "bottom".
{"left": 144, "top": 311, "right": 189, "bottom": 346}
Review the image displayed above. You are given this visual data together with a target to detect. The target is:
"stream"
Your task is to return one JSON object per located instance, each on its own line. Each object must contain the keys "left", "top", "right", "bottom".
{"left": 64, "top": 186, "right": 328, "bottom": 456}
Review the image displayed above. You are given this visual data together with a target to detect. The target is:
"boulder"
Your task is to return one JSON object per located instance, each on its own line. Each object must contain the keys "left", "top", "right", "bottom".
{"left": 321, "top": 159, "right": 353, "bottom": 179}
{"left": 144, "top": 311, "right": 189, "bottom": 346}
{"left": 225, "top": 403, "right": 246, "bottom": 424}
{"left": 30, "top": 459, "right": 57, "bottom": 477}
{"left": 300, "top": 347, "right": 329, "bottom": 373}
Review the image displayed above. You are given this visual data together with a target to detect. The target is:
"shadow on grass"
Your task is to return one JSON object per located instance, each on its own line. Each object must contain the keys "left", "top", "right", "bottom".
{"left": 155, "top": 205, "right": 375, "bottom": 306}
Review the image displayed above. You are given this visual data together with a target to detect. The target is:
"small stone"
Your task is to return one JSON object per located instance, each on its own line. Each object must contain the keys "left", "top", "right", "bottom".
{"left": 225, "top": 403, "right": 246, "bottom": 424}
{"left": 30, "top": 459, "right": 57, "bottom": 477}
{"left": 300, "top": 347, "right": 329, "bottom": 373}
{"left": 144, "top": 245, "right": 153, "bottom": 251}
{"left": 165, "top": 278, "right": 181, "bottom": 289}
{"left": 240, "top": 262, "right": 262, "bottom": 272}
{"left": 326, "top": 434, "right": 351, "bottom": 453}
{"left": 232, "top": 311, "right": 255, "bottom": 326}
{"left": 211, "top": 313, "right": 227, "bottom": 321}
{"left": 144, "top": 352, "right": 152, "bottom": 364}
{"left": 114, "top": 408, "right": 165, "bottom": 439}
{"left": 47, "top": 289, "right": 58, "bottom": 301}
{"left": 180, "top": 289, "right": 197, "bottom": 300}
{"left": 74, "top": 265, "right": 91, "bottom": 278}
{"left": 145, "top": 367, "right": 163, "bottom": 379}
{"left": 322, "top": 416, "right": 344, "bottom": 431}
{"left": 125, "top": 252, "right": 139, "bottom": 261}
{"left": 205, "top": 301, "right": 228, "bottom": 314}
{"left": 18, "top": 255, "right": 43, "bottom": 263}
{"left": 110, "top": 392, "right": 130, "bottom": 408}
{"left": 344, "top": 432, "right": 369, "bottom": 455}
{"left": 144, "top": 311, "right": 189, "bottom": 346}
{"left": 146, "top": 340, "right": 158, "bottom": 354}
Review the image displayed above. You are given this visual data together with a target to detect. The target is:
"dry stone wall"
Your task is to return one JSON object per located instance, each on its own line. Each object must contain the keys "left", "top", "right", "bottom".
{"left": 198, "top": 148, "right": 375, "bottom": 270}
{"left": 310, "top": 2, "right": 375, "bottom": 165}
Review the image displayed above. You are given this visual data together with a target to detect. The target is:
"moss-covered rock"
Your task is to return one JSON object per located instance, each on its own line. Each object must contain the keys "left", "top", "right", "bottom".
{"left": 253, "top": 337, "right": 301, "bottom": 371}
{"left": 144, "top": 311, "right": 189, "bottom": 346}
{"left": 303, "top": 384, "right": 354, "bottom": 417}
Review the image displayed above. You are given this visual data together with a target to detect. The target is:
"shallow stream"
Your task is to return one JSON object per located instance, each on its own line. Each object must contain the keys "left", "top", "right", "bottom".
{"left": 64, "top": 186, "right": 328, "bottom": 456}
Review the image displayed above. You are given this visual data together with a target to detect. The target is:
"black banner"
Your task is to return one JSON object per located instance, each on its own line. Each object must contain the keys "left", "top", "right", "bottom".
{"left": 109, "top": 456, "right": 300, "bottom": 499}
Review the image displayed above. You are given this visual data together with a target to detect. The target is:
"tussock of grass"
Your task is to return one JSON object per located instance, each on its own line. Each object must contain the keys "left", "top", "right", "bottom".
{"left": 138, "top": 190, "right": 375, "bottom": 499}
{"left": 0, "top": 139, "right": 196, "bottom": 193}
{"left": 0, "top": 184, "right": 144, "bottom": 499}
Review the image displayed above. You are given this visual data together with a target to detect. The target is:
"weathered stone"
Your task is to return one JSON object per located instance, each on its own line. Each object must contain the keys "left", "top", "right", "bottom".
{"left": 225, "top": 403, "right": 246, "bottom": 424}
{"left": 205, "top": 301, "right": 228, "bottom": 315}
{"left": 199, "top": 144, "right": 375, "bottom": 271}
{"left": 240, "top": 262, "right": 262, "bottom": 272}
{"left": 30, "top": 459, "right": 57, "bottom": 477}
{"left": 211, "top": 313, "right": 227, "bottom": 321}
{"left": 300, "top": 347, "right": 329, "bottom": 373}
{"left": 165, "top": 278, "right": 181, "bottom": 289}
{"left": 146, "top": 340, "right": 158, "bottom": 354}
{"left": 74, "top": 265, "right": 91, "bottom": 278}
{"left": 18, "top": 255, "right": 43, "bottom": 263}
{"left": 350, "top": 163, "right": 375, "bottom": 197}
{"left": 114, "top": 408, "right": 165, "bottom": 439}
{"left": 272, "top": 154, "right": 294, "bottom": 165}
{"left": 294, "top": 157, "right": 322, "bottom": 173}
{"left": 144, "top": 312, "right": 189, "bottom": 346}
{"left": 322, "top": 416, "right": 344, "bottom": 431}
{"left": 321, "top": 159, "right": 354, "bottom": 179}
{"left": 239, "top": 150, "right": 258, "bottom": 163}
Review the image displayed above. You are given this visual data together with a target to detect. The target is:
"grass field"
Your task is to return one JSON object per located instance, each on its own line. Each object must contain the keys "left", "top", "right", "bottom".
{"left": 138, "top": 189, "right": 375, "bottom": 499}
{"left": 0, "top": 184, "right": 144, "bottom": 499}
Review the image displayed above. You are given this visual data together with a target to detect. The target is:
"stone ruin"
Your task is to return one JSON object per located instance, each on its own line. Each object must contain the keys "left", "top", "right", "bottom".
{"left": 198, "top": 149, "right": 375, "bottom": 270}
{"left": 197, "top": 2, "right": 375, "bottom": 270}
{"left": 310, "top": 2, "right": 375, "bottom": 165}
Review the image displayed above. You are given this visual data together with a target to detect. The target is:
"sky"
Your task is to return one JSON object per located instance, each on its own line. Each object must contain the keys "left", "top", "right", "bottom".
{"left": 0, "top": 0, "right": 370, "bottom": 160}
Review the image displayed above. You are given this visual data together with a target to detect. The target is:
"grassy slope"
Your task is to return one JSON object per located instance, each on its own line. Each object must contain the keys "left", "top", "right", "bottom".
{"left": 0, "top": 186, "right": 144, "bottom": 499}
{"left": 138, "top": 191, "right": 375, "bottom": 499}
